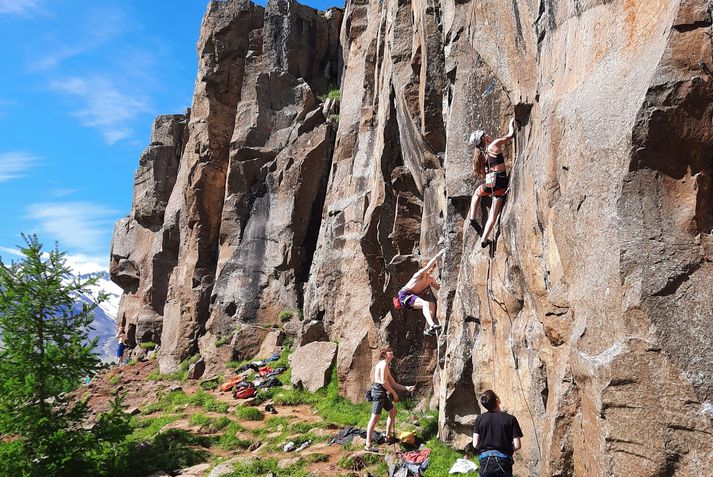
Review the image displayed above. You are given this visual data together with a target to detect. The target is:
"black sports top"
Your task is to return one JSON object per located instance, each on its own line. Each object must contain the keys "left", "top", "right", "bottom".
{"left": 487, "top": 153, "right": 505, "bottom": 168}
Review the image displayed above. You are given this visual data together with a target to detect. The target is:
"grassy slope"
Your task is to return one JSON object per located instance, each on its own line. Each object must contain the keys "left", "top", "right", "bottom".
{"left": 109, "top": 341, "right": 477, "bottom": 476}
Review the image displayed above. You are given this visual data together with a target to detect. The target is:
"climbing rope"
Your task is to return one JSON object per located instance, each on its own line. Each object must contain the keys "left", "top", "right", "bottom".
{"left": 482, "top": 125, "right": 542, "bottom": 461}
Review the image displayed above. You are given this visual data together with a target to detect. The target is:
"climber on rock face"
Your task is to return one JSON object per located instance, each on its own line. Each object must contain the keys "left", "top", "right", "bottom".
{"left": 397, "top": 249, "right": 445, "bottom": 336}
{"left": 466, "top": 118, "right": 517, "bottom": 249}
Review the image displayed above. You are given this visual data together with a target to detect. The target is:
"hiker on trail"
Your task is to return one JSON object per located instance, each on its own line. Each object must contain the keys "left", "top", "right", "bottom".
{"left": 466, "top": 118, "right": 517, "bottom": 249}
{"left": 365, "top": 347, "right": 415, "bottom": 452}
{"left": 397, "top": 249, "right": 445, "bottom": 336}
{"left": 473, "top": 389, "right": 523, "bottom": 477}
{"left": 116, "top": 334, "right": 126, "bottom": 366}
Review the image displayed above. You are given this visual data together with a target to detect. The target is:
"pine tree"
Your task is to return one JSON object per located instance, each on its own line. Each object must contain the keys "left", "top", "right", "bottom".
{"left": 0, "top": 235, "right": 107, "bottom": 476}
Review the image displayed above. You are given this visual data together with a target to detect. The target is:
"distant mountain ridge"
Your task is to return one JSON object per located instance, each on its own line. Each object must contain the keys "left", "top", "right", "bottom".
{"left": 73, "top": 270, "right": 122, "bottom": 362}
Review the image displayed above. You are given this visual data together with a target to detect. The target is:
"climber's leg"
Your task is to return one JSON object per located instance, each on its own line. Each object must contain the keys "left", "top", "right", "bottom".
{"left": 480, "top": 196, "right": 505, "bottom": 247}
{"left": 385, "top": 406, "right": 397, "bottom": 438}
{"left": 412, "top": 297, "right": 437, "bottom": 328}
{"left": 468, "top": 186, "right": 486, "bottom": 221}
{"left": 365, "top": 411, "right": 381, "bottom": 449}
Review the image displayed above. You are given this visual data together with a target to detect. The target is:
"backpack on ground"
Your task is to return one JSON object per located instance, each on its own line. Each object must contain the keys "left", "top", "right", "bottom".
{"left": 232, "top": 381, "right": 256, "bottom": 399}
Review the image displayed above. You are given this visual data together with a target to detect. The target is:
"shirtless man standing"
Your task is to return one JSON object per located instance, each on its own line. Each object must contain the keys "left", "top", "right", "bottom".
{"left": 397, "top": 249, "right": 445, "bottom": 336}
{"left": 365, "top": 347, "right": 415, "bottom": 452}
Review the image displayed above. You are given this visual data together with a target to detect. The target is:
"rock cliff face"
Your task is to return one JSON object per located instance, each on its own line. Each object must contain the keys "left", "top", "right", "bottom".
{"left": 110, "top": 0, "right": 713, "bottom": 475}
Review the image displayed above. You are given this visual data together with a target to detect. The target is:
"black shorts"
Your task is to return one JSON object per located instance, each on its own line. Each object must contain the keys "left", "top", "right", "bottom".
{"left": 478, "top": 172, "right": 509, "bottom": 198}
{"left": 370, "top": 383, "right": 393, "bottom": 414}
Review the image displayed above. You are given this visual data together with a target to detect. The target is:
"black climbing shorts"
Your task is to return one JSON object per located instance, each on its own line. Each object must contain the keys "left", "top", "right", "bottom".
{"left": 370, "top": 383, "right": 393, "bottom": 414}
{"left": 477, "top": 172, "right": 509, "bottom": 198}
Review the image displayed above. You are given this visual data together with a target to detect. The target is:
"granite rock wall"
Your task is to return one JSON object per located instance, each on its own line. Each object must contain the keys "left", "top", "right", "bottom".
{"left": 110, "top": 0, "right": 713, "bottom": 474}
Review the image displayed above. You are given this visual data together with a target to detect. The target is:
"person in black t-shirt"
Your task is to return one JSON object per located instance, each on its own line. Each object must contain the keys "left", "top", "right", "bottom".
{"left": 473, "top": 389, "right": 523, "bottom": 477}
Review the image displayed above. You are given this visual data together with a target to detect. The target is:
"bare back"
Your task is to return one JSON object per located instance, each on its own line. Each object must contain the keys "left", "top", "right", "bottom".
{"left": 403, "top": 271, "right": 435, "bottom": 294}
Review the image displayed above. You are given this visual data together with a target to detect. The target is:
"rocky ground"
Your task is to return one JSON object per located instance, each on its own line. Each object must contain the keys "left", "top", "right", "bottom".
{"left": 82, "top": 353, "right": 472, "bottom": 477}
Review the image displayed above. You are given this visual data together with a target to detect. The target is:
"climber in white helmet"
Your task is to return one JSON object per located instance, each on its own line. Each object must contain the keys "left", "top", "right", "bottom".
{"left": 466, "top": 118, "right": 517, "bottom": 249}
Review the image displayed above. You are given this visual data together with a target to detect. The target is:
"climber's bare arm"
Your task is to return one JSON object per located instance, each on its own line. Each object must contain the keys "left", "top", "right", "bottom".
{"left": 418, "top": 250, "right": 445, "bottom": 275}
{"left": 382, "top": 366, "right": 400, "bottom": 395}
{"left": 489, "top": 118, "right": 516, "bottom": 152}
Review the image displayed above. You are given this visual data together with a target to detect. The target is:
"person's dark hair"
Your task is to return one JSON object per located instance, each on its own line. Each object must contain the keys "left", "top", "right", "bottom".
{"left": 480, "top": 389, "right": 498, "bottom": 411}
{"left": 379, "top": 347, "right": 393, "bottom": 360}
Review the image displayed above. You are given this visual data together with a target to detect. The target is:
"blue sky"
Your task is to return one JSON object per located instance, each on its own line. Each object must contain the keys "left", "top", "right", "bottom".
{"left": 0, "top": 0, "right": 341, "bottom": 270}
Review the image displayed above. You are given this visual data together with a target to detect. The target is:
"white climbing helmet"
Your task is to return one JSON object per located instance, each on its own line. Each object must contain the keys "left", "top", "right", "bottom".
{"left": 469, "top": 130, "right": 485, "bottom": 148}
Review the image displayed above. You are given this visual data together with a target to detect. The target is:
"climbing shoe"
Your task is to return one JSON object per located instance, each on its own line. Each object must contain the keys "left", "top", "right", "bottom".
{"left": 469, "top": 218, "right": 483, "bottom": 235}
{"left": 424, "top": 325, "right": 441, "bottom": 336}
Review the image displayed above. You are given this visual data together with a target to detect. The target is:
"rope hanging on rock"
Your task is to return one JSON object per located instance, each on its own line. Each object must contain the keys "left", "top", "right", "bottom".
{"left": 482, "top": 123, "right": 542, "bottom": 461}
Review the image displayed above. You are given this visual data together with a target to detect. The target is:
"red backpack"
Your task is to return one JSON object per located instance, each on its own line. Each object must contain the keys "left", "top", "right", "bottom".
{"left": 392, "top": 296, "right": 402, "bottom": 310}
{"left": 233, "top": 381, "right": 256, "bottom": 399}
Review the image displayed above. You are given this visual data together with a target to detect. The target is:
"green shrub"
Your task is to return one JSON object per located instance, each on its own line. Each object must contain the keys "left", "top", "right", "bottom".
{"left": 273, "top": 388, "right": 318, "bottom": 406}
{"left": 146, "top": 355, "right": 198, "bottom": 382}
{"left": 313, "top": 368, "right": 372, "bottom": 426}
{"left": 108, "top": 373, "right": 121, "bottom": 386}
{"left": 189, "top": 413, "right": 212, "bottom": 427}
{"left": 139, "top": 341, "right": 157, "bottom": 350}
{"left": 265, "top": 416, "right": 291, "bottom": 431}
{"left": 304, "top": 452, "right": 328, "bottom": 463}
{"left": 117, "top": 428, "right": 211, "bottom": 476}
{"left": 215, "top": 335, "right": 231, "bottom": 347}
{"left": 210, "top": 416, "right": 232, "bottom": 432}
{"left": 278, "top": 310, "right": 293, "bottom": 322}
{"left": 338, "top": 452, "right": 382, "bottom": 470}
{"left": 199, "top": 376, "right": 221, "bottom": 390}
{"left": 141, "top": 390, "right": 228, "bottom": 415}
{"left": 235, "top": 406, "right": 264, "bottom": 421}
{"left": 227, "top": 457, "right": 309, "bottom": 477}
{"left": 215, "top": 422, "right": 252, "bottom": 451}
{"left": 130, "top": 414, "right": 182, "bottom": 441}
{"left": 318, "top": 87, "right": 341, "bottom": 102}
{"left": 288, "top": 422, "right": 316, "bottom": 433}
{"left": 417, "top": 410, "right": 439, "bottom": 442}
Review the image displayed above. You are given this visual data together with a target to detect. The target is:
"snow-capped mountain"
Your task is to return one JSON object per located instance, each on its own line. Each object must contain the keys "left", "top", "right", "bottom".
{"left": 74, "top": 269, "right": 123, "bottom": 362}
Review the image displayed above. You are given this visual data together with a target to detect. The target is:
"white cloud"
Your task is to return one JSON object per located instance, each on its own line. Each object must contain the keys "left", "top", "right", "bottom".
{"left": 26, "top": 201, "right": 119, "bottom": 255}
{"left": 49, "top": 76, "right": 150, "bottom": 144}
{"left": 28, "top": 7, "right": 127, "bottom": 72}
{"left": 48, "top": 187, "right": 81, "bottom": 198}
{"left": 0, "top": 151, "right": 39, "bottom": 182}
{"left": 1, "top": 246, "right": 104, "bottom": 274}
{"left": 64, "top": 253, "right": 109, "bottom": 275}
{"left": 0, "top": 0, "right": 42, "bottom": 16}
{"left": 0, "top": 246, "right": 23, "bottom": 259}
